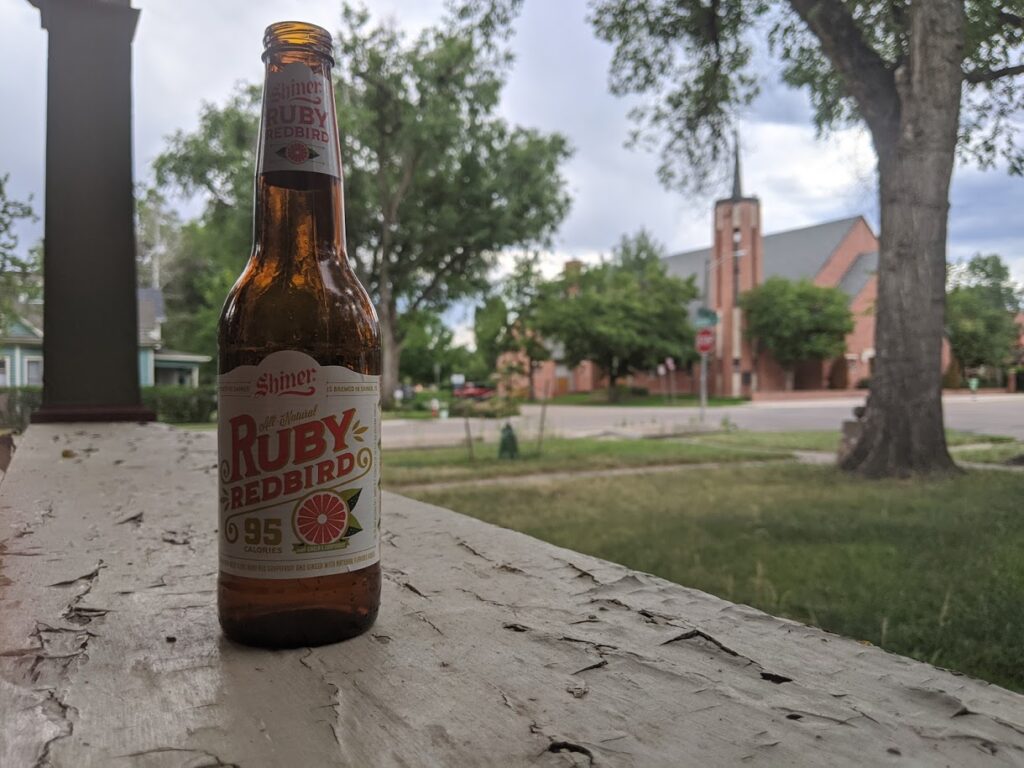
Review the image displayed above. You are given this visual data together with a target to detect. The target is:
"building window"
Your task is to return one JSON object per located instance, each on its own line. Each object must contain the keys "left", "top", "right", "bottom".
{"left": 25, "top": 357, "right": 43, "bottom": 387}
{"left": 0, "top": 358, "right": 8, "bottom": 386}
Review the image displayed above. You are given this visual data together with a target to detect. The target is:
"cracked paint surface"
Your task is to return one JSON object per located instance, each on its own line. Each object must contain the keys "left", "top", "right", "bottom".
{"left": 2, "top": 424, "right": 1024, "bottom": 766}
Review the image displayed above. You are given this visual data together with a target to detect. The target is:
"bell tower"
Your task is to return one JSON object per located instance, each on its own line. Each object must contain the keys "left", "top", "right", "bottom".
{"left": 708, "top": 136, "right": 762, "bottom": 397}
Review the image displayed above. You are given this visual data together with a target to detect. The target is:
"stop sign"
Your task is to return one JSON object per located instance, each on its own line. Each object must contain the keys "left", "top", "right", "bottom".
{"left": 696, "top": 327, "right": 715, "bottom": 354}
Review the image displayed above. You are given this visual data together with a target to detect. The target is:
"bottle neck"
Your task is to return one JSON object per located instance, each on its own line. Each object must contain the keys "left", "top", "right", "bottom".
{"left": 252, "top": 48, "right": 346, "bottom": 263}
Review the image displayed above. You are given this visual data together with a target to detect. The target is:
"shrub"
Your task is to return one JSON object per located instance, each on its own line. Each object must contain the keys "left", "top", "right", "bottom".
{"left": 451, "top": 397, "right": 520, "bottom": 419}
{"left": 629, "top": 385, "right": 650, "bottom": 397}
{"left": 0, "top": 387, "right": 43, "bottom": 430}
{"left": 142, "top": 385, "right": 217, "bottom": 423}
{"left": 0, "top": 385, "right": 217, "bottom": 429}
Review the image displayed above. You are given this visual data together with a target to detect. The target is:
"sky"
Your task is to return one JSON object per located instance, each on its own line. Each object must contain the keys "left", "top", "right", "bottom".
{"left": 2, "top": 0, "right": 1022, "bottom": 346}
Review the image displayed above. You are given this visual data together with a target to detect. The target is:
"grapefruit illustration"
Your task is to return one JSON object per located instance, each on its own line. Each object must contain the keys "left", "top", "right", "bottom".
{"left": 285, "top": 142, "right": 310, "bottom": 164}
{"left": 295, "top": 492, "right": 348, "bottom": 545}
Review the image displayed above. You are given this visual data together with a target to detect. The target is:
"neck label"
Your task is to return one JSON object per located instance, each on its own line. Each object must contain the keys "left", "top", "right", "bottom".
{"left": 259, "top": 62, "right": 340, "bottom": 178}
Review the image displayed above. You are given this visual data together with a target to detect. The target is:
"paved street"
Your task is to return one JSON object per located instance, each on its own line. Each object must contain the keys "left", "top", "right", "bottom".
{"left": 382, "top": 393, "right": 1024, "bottom": 448}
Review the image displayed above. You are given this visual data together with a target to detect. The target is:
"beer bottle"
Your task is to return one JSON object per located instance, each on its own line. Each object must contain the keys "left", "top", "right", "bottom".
{"left": 217, "top": 21, "right": 381, "bottom": 647}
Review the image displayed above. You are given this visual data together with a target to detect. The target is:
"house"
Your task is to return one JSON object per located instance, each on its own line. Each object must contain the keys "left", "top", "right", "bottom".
{"left": 0, "top": 287, "right": 210, "bottom": 388}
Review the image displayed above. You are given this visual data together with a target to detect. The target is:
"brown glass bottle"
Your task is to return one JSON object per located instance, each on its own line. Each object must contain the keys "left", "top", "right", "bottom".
{"left": 217, "top": 22, "right": 381, "bottom": 648}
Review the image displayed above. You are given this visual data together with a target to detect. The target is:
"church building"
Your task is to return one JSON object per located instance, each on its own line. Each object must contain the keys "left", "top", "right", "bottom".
{"left": 506, "top": 149, "right": 884, "bottom": 399}
{"left": 660, "top": 152, "right": 879, "bottom": 396}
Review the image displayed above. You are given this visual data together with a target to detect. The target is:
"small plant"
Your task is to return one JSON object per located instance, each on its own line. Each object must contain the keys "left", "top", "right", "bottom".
{"left": 0, "top": 387, "right": 43, "bottom": 430}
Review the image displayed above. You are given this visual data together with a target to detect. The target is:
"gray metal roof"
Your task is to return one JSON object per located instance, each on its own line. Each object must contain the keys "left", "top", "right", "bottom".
{"left": 762, "top": 216, "right": 862, "bottom": 281}
{"left": 836, "top": 250, "right": 878, "bottom": 300}
{"left": 663, "top": 246, "right": 711, "bottom": 294}
{"left": 663, "top": 216, "right": 865, "bottom": 286}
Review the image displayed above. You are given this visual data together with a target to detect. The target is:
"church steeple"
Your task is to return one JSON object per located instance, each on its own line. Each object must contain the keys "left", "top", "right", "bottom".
{"left": 731, "top": 131, "right": 743, "bottom": 200}
{"left": 711, "top": 127, "right": 761, "bottom": 398}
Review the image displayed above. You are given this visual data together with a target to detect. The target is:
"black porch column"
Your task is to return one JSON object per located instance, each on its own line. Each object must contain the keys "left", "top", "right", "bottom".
{"left": 30, "top": 0, "right": 155, "bottom": 422}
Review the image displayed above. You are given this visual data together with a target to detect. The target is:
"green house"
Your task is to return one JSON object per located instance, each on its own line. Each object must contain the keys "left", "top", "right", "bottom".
{"left": 0, "top": 288, "right": 210, "bottom": 388}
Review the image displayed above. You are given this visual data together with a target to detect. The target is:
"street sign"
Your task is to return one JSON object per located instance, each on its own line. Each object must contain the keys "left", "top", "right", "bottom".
{"left": 665, "top": 357, "right": 675, "bottom": 372}
{"left": 695, "top": 307, "right": 718, "bottom": 328}
{"left": 696, "top": 327, "right": 715, "bottom": 355}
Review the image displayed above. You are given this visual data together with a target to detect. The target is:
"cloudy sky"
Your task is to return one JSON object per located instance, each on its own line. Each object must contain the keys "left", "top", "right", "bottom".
{"left": 3, "top": 0, "right": 1022, "bottom": 333}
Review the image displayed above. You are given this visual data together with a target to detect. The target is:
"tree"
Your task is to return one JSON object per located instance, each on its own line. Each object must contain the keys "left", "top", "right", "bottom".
{"left": 0, "top": 174, "right": 39, "bottom": 332}
{"left": 135, "top": 186, "right": 183, "bottom": 290}
{"left": 946, "top": 253, "right": 1023, "bottom": 378}
{"left": 498, "top": 254, "right": 551, "bottom": 400}
{"left": 154, "top": 88, "right": 261, "bottom": 373}
{"left": 473, "top": 294, "right": 509, "bottom": 373}
{"left": 541, "top": 231, "right": 697, "bottom": 401}
{"left": 336, "top": 2, "right": 571, "bottom": 406}
{"left": 740, "top": 277, "right": 854, "bottom": 389}
{"left": 154, "top": 3, "right": 571, "bottom": 406}
{"left": 591, "top": 1, "right": 1024, "bottom": 477}
{"left": 399, "top": 310, "right": 455, "bottom": 386}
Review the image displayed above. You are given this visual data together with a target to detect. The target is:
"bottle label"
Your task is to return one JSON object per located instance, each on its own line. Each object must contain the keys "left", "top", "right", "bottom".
{"left": 259, "top": 62, "right": 340, "bottom": 178}
{"left": 217, "top": 350, "right": 380, "bottom": 579}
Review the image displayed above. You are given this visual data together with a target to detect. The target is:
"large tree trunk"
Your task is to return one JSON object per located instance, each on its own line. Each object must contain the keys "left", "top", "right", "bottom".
{"left": 841, "top": 3, "right": 963, "bottom": 478}
{"left": 607, "top": 369, "right": 619, "bottom": 402}
{"left": 378, "top": 296, "right": 400, "bottom": 411}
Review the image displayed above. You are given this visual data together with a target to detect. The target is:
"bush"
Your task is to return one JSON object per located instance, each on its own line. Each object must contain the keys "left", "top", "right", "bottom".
{"left": 451, "top": 397, "right": 520, "bottom": 419}
{"left": 142, "top": 385, "right": 217, "bottom": 423}
{"left": 629, "top": 385, "right": 650, "bottom": 397}
{"left": 0, "top": 385, "right": 217, "bottom": 429}
{"left": 0, "top": 387, "right": 43, "bottom": 430}
{"left": 855, "top": 377, "right": 871, "bottom": 390}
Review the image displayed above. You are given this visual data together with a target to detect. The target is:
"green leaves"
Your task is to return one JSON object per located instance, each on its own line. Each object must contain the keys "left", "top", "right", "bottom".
{"left": 153, "top": 2, "right": 571, "bottom": 394}
{"left": 592, "top": 1, "right": 1024, "bottom": 190}
{"left": 336, "top": 1, "right": 572, "bottom": 322}
{"left": 740, "top": 277, "right": 854, "bottom": 367}
{"left": 0, "top": 174, "right": 39, "bottom": 333}
{"left": 539, "top": 230, "right": 699, "bottom": 388}
{"left": 340, "top": 487, "right": 362, "bottom": 511}
{"left": 591, "top": 0, "right": 765, "bottom": 194}
{"left": 946, "top": 253, "right": 1023, "bottom": 370}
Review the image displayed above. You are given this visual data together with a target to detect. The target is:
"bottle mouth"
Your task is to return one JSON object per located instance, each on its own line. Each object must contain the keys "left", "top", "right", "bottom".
{"left": 263, "top": 21, "right": 334, "bottom": 63}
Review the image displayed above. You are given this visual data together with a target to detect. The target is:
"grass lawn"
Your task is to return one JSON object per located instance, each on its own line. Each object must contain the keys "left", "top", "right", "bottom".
{"left": 955, "top": 442, "right": 1024, "bottom": 465}
{"left": 688, "top": 429, "right": 1014, "bottom": 454}
{"left": 548, "top": 391, "right": 746, "bottom": 407}
{"left": 383, "top": 437, "right": 789, "bottom": 487}
{"left": 405, "top": 464, "right": 1024, "bottom": 692}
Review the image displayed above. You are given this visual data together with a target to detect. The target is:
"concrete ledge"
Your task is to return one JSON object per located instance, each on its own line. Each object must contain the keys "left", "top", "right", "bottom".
{"left": 2, "top": 424, "right": 1024, "bottom": 766}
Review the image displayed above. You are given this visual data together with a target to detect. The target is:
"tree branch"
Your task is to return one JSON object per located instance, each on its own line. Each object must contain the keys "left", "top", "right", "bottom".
{"left": 997, "top": 10, "right": 1024, "bottom": 31}
{"left": 787, "top": 0, "right": 900, "bottom": 141}
{"left": 964, "top": 63, "right": 1024, "bottom": 84}
{"left": 408, "top": 248, "right": 478, "bottom": 313}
